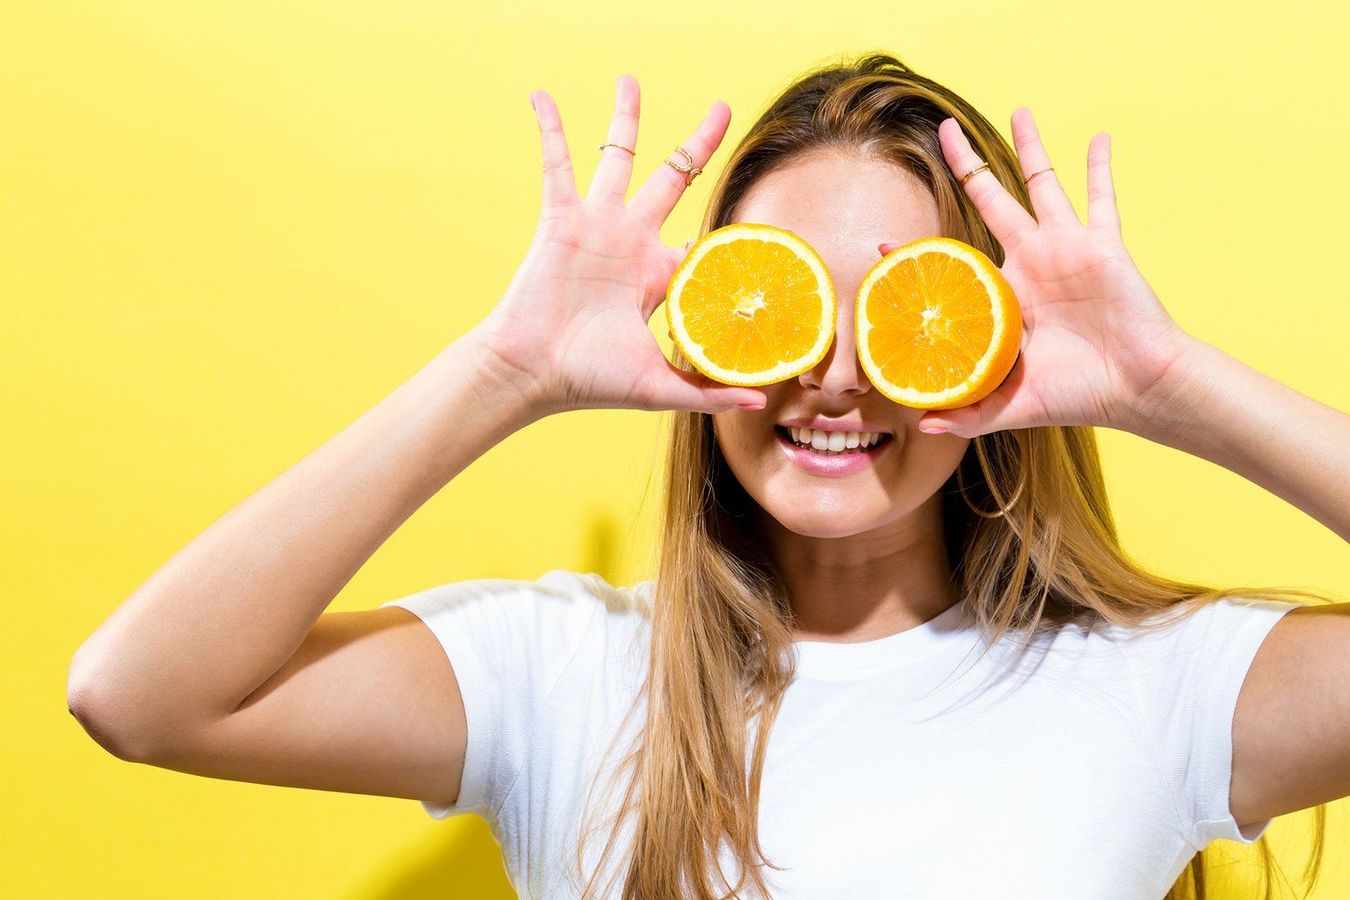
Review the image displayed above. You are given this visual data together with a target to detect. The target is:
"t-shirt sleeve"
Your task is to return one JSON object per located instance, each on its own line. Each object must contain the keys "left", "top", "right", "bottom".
{"left": 378, "top": 568, "right": 605, "bottom": 822}
{"left": 1114, "top": 596, "right": 1303, "bottom": 850}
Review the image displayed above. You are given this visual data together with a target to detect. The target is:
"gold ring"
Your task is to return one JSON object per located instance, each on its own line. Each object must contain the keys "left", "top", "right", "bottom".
{"left": 598, "top": 142, "right": 636, "bottom": 156}
{"left": 1024, "top": 167, "right": 1054, "bottom": 184}
{"left": 959, "top": 162, "right": 990, "bottom": 186}
{"left": 664, "top": 145, "right": 702, "bottom": 186}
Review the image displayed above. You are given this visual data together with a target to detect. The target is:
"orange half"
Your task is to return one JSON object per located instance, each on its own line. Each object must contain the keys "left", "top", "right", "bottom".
{"left": 665, "top": 223, "right": 836, "bottom": 387}
{"left": 855, "top": 236, "right": 1022, "bottom": 410}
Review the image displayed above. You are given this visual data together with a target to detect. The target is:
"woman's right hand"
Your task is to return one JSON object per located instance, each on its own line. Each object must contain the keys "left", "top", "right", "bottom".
{"left": 475, "top": 75, "right": 769, "bottom": 417}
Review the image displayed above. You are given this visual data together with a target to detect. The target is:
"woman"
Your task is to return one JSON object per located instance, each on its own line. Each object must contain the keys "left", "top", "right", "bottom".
{"left": 67, "top": 53, "right": 1347, "bottom": 899}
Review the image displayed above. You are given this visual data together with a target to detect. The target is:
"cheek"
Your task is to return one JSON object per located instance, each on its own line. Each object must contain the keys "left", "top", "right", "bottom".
{"left": 713, "top": 418, "right": 782, "bottom": 497}
{"left": 890, "top": 437, "right": 971, "bottom": 500}
{"left": 714, "top": 416, "right": 769, "bottom": 466}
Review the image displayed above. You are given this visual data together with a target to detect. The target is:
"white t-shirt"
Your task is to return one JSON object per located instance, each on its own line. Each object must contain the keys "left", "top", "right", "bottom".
{"left": 380, "top": 569, "right": 1301, "bottom": 899}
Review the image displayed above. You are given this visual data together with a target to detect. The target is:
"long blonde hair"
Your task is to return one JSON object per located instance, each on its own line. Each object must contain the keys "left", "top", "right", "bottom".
{"left": 572, "top": 51, "right": 1332, "bottom": 900}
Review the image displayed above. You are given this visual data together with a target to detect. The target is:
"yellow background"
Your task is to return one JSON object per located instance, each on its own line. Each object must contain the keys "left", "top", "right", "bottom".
{"left": 4, "top": 1, "right": 1348, "bottom": 897}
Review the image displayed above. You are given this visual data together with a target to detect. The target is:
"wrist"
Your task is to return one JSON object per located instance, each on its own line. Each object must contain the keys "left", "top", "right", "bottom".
{"left": 1121, "top": 328, "right": 1220, "bottom": 444}
{"left": 457, "top": 322, "right": 558, "bottom": 423}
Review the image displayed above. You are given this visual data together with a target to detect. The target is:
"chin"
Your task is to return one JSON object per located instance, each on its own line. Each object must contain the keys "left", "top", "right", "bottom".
{"left": 762, "top": 505, "right": 880, "bottom": 539}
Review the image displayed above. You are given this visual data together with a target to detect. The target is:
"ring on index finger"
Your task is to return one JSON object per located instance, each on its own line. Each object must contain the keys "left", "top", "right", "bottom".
{"left": 1024, "top": 166, "right": 1055, "bottom": 184}
{"left": 665, "top": 145, "right": 703, "bottom": 187}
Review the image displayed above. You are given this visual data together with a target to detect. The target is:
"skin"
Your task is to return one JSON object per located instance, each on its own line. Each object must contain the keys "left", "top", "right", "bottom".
{"left": 712, "top": 150, "right": 970, "bottom": 640}
{"left": 66, "top": 73, "right": 1350, "bottom": 848}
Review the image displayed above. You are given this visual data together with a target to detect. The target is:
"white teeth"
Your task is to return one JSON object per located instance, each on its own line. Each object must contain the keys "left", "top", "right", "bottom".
{"left": 785, "top": 426, "right": 886, "bottom": 453}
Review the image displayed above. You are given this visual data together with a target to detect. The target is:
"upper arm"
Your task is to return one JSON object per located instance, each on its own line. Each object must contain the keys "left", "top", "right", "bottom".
{"left": 132, "top": 569, "right": 606, "bottom": 821}
{"left": 1231, "top": 601, "right": 1350, "bottom": 828}
{"left": 142, "top": 605, "right": 470, "bottom": 810}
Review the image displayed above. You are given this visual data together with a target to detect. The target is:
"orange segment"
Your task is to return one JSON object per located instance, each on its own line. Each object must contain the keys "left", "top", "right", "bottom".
{"left": 666, "top": 223, "right": 836, "bottom": 386}
{"left": 855, "top": 237, "right": 1021, "bottom": 410}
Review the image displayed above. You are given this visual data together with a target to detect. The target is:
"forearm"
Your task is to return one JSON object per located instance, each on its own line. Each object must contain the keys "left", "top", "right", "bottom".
{"left": 1125, "top": 333, "right": 1350, "bottom": 541}
{"left": 68, "top": 324, "right": 544, "bottom": 745}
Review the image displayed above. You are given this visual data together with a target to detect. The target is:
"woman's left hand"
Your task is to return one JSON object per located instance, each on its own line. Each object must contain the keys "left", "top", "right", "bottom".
{"left": 880, "top": 108, "right": 1197, "bottom": 438}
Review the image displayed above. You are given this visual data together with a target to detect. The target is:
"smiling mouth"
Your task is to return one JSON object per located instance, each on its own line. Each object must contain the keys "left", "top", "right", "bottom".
{"left": 773, "top": 425, "right": 895, "bottom": 456}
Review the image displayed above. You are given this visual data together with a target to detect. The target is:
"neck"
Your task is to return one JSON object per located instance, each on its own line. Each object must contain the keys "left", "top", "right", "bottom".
{"left": 754, "top": 492, "right": 959, "bottom": 643}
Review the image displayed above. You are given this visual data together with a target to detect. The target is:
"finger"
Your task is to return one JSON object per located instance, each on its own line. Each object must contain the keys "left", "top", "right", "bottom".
{"left": 1009, "top": 107, "right": 1079, "bottom": 226}
{"left": 645, "top": 238, "right": 694, "bottom": 322}
{"left": 643, "top": 366, "right": 766, "bottom": 414}
{"left": 1085, "top": 132, "right": 1121, "bottom": 238}
{"left": 915, "top": 357, "right": 1032, "bottom": 437}
{"left": 587, "top": 74, "right": 640, "bottom": 206}
{"left": 938, "top": 117, "right": 1037, "bottom": 253}
{"left": 628, "top": 100, "right": 731, "bottom": 229}
{"left": 916, "top": 389, "right": 1022, "bottom": 438}
{"left": 529, "top": 89, "right": 579, "bottom": 213}
{"left": 662, "top": 236, "right": 695, "bottom": 275}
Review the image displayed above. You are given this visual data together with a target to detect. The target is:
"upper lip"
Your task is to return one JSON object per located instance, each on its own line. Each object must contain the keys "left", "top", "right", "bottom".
{"left": 777, "top": 417, "right": 893, "bottom": 435}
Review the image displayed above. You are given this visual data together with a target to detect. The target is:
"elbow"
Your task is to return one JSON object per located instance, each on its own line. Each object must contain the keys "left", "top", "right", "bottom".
{"left": 66, "top": 643, "right": 159, "bottom": 764}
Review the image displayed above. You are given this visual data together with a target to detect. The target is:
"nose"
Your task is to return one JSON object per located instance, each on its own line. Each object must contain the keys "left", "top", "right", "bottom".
{"left": 796, "top": 305, "right": 871, "bottom": 397}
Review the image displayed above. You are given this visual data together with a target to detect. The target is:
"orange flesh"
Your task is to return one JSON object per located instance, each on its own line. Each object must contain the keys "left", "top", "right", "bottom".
{"left": 678, "top": 241, "right": 826, "bottom": 371}
{"left": 864, "top": 251, "right": 994, "bottom": 391}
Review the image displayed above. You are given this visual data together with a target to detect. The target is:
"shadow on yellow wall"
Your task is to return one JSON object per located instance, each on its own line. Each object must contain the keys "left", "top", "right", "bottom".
{"left": 356, "top": 817, "right": 517, "bottom": 900}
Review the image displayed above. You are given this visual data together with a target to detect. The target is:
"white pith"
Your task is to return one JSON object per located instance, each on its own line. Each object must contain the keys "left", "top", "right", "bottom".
{"left": 666, "top": 225, "right": 837, "bottom": 386}
{"left": 855, "top": 238, "right": 1009, "bottom": 404}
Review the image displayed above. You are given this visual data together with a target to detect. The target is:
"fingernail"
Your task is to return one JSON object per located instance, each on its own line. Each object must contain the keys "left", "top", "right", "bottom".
{"left": 737, "top": 402, "right": 764, "bottom": 410}
{"left": 920, "top": 424, "right": 948, "bottom": 434}
{"left": 529, "top": 91, "right": 537, "bottom": 111}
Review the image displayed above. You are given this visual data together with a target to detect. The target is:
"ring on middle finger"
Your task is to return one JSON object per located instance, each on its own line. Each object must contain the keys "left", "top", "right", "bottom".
{"left": 959, "top": 162, "right": 990, "bottom": 186}
{"left": 665, "top": 145, "right": 703, "bottom": 186}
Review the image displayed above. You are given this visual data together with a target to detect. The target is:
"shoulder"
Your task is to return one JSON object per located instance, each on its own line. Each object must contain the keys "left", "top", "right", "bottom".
{"left": 379, "top": 568, "right": 652, "bottom": 667}
{"left": 1095, "top": 596, "right": 1305, "bottom": 659}
{"left": 527, "top": 568, "right": 655, "bottom": 640}
{"left": 1038, "top": 596, "right": 1308, "bottom": 690}
{"left": 993, "top": 596, "right": 1307, "bottom": 727}
{"left": 537, "top": 569, "right": 654, "bottom": 620}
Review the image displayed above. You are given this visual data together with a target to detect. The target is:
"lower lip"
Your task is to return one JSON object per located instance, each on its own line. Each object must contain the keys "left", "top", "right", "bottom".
{"left": 774, "top": 426, "right": 894, "bottom": 477}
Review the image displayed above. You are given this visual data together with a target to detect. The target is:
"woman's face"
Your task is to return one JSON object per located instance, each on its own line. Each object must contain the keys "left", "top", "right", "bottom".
{"left": 713, "top": 149, "right": 971, "bottom": 539}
